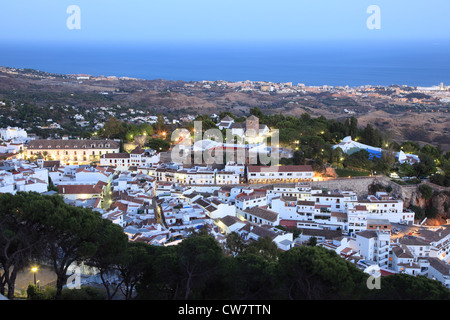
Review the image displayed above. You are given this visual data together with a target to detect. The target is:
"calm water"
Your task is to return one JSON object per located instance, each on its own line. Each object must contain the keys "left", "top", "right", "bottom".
{"left": 0, "top": 40, "right": 449, "bottom": 87}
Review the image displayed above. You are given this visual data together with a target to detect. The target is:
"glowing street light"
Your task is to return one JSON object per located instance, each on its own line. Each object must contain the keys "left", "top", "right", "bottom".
{"left": 31, "top": 266, "right": 38, "bottom": 285}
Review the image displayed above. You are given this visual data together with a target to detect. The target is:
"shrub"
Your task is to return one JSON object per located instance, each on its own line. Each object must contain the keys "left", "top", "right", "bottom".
{"left": 409, "top": 205, "right": 425, "bottom": 221}
{"left": 419, "top": 184, "right": 433, "bottom": 200}
{"left": 425, "top": 207, "right": 439, "bottom": 219}
{"left": 61, "top": 286, "right": 106, "bottom": 300}
{"left": 27, "top": 284, "right": 44, "bottom": 300}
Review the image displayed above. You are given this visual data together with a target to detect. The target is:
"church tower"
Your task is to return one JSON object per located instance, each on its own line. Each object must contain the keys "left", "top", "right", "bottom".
{"left": 245, "top": 115, "right": 259, "bottom": 138}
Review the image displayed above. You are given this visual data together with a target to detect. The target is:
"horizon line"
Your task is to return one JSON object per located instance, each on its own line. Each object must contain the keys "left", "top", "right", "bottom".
{"left": 1, "top": 65, "right": 446, "bottom": 89}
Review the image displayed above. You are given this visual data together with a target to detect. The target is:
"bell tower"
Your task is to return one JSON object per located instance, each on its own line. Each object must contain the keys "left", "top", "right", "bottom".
{"left": 245, "top": 115, "right": 259, "bottom": 137}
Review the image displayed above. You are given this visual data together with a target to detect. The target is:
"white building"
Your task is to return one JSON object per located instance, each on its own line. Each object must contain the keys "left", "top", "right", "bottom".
{"left": 346, "top": 205, "right": 369, "bottom": 235}
{"left": 415, "top": 225, "right": 450, "bottom": 262}
{"left": 100, "top": 146, "right": 160, "bottom": 170}
{"left": 243, "top": 206, "right": 280, "bottom": 226}
{"left": 0, "top": 141, "right": 25, "bottom": 155}
{"left": 271, "top": 197, "right": 306, "bottom": 221}
{"left": 75, "top": 166, "right": 114, "bottom": 184}
{"left": 0, "top": 160, "right": 49, "bottom": 194}
{"left": 217, "top": 116, "right": 235, "bottom": 130}
{"left": 391, "top": 245, "right": 422, "bottom": 276}
{"left": 190, "top": 196, "right": 237, "bottom": 220}
{"left": 427, "top": 258, "right": 450, "bottom": 289}
{"left": 353, "top": 230, "right": 391, "bottom": 268}
{"left": 311, "top": 190, "right": 357, "bottom": 213}
{"left": 241, "top": 223, "right": 294, "bottom": 251}
{"left": 264, "top": 182, "right": 312, "bottom": 202}
{"left": 235, "top": 188, "right": 268, "bottom": 212}
{"left": 224, "top": 162, "right": 245, "bottom": 176}
{"left": 354, "top": 192, "right": 414, "bottom": 225}
{"left": 247, "top": 165, "right": 314, "bottom": 184}
{"left": 186, "top": 169, "right": 216, "bottom": 185}
{"left": 215, "top": 215, "right": 247, "bottom": 235}
{"left": 215, "top": 171, "right": 240, "bottom": 185}
{"left": 56, "top": 181, "right": 107, "bottom": 201}
{"left": 0, "top": 127, "right": 27, "bottom": 141}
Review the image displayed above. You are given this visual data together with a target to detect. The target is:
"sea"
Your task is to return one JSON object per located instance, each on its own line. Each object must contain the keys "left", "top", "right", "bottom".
{"left": 1, "top": 40, "right": 449, "bottom": 87}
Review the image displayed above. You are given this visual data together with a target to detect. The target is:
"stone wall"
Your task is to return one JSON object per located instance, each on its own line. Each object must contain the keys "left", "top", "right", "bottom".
{"left": 311, "top": 176, "right": 418, "bottom": 206}
{"left": 311, "top": 177, "right": 377, "bottom": 198}
{"left": 370, "top": 176, "right": 418, "bottom": 207}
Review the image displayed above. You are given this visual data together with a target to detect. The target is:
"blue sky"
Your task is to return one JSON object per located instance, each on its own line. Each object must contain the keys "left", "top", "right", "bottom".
{"left": 0, "top": 0, "right": 449, "bottom": 44}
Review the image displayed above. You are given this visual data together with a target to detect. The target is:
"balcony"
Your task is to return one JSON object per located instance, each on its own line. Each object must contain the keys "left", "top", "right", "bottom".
{"left": 375, "top": 241, "right": 389, "bottom": 249}
{"left": 314, "top": 215, "right": 331, "bottom": 221}
{"left": 377, "top": 249, "right": 389, "bottom": 258}
{"left": 418, "top": 259, "right": 430, "bottom": 266}
{"left": 377, "top": 255, "right": 389, "bottom": 266}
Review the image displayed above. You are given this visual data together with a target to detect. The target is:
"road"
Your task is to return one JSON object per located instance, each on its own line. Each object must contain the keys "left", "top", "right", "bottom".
{"left": 152, "top": 196, "right": 168, "bottom": 228}
{"left": 390, "top": 222, "right": 421, "bottom": 240}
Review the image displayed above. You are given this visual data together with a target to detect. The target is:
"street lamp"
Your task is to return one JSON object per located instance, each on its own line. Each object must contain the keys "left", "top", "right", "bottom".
{"left": 31, "top": 266, "right": 38, "bottom": 286}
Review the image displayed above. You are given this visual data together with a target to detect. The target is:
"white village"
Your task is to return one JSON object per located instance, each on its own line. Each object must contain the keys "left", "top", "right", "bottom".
{"left": 0, "top": 115, "right": 449, "bottom": 294}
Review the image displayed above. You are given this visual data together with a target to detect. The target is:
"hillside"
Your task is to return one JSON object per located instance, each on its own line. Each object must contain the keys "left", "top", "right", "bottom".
{"left": 0, "top": 66, "right": 449, "bottom": 150}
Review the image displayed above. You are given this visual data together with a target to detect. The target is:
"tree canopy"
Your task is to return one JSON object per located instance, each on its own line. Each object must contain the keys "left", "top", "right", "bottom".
{"left": 1, "top": 192, "right": 450, "bottom": 301}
